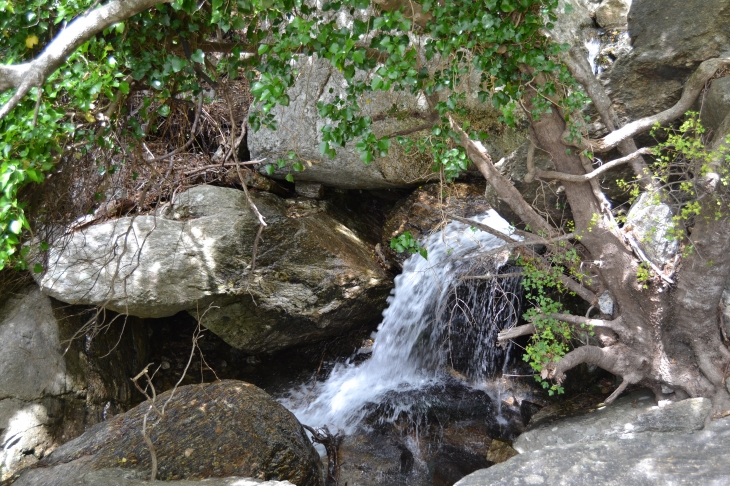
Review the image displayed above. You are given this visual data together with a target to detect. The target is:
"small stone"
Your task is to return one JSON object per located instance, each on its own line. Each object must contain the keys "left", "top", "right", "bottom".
{"left": 486, "top": 439, "right": 518, "bottom": 464}
{"left": 184, "top": 448, "right": 194, "bottom": 457}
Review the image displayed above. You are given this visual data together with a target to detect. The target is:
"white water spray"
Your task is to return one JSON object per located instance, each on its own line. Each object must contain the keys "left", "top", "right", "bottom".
{"left": 282, "top": 210, "right": 521, "bottom": 434}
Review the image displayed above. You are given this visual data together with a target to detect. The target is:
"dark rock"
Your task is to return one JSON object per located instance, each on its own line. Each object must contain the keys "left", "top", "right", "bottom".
{"left": 381, "top": 183, "right": 491, "bottom": 267}
{"left": 14, "top": 464, "right": 296, "bottom": 485}
{"left": 336, "top": 430, "right": 431, "bottom": 486}
{"left": 605, "top": 0, "right": 730, "bottom": 121}
{"left": 14, "top": 381, "right": 322, "bottom": 486}
{"left": 431, "top": 444, "right": 493, "bottom": 486}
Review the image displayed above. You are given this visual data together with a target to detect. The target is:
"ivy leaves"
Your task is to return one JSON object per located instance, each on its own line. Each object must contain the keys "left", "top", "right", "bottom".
{"left": 390, "top": 231, "right": 427, "bottom": 259}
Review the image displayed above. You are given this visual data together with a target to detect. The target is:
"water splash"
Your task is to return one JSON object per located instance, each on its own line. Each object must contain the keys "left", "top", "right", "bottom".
{"left": 585, "top": 37, "right": 602, "bottom": 74}
{"left": 282, "top": 210, "right": 523, "bottom": 434}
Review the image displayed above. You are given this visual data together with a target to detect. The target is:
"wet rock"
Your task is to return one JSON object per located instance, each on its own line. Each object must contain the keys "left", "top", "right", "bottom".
{"left": 455, "top": 390, "right": 725, "bottom": 486}
{"left": 605, "top": 0, "right": 730, "bottom": 121}
{"left": 13, "top": 381, "right": 322, "bottom": 486}
{"left": 336, "top": 430, "right": 431, "bottom": 486}
{"left": 485, "top": 439, "right": 517, "bottom": 464}
{"left": 36, "top": 186, "right": 392, "bottom": 354}
{"left": 15, "top": 464, "right": 295, "bottom": 486}
{"left": 432, "top": 444, "right": 493, "bottom": 486}
{"left": 381, "top": 183, "right": 491, "bottom": 267}
{"left": 0, "top": 286, "right": 149, "bottom": 480}
{"left": 595, "top": 0, "right": 630, "bottom": 28}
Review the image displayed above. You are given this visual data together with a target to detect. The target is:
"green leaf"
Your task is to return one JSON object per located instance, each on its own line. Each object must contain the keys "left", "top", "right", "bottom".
{"left": 190, "top": 49, "right": 205, "bottom": 64}
{"left": 285, "top": 173, "right": 295, "bottom": 183}
{"left": 258, "top": 44, "right": 270, "bottom": 55}
{"left": 33, "top": 263, "right": 44, "bottom": 273}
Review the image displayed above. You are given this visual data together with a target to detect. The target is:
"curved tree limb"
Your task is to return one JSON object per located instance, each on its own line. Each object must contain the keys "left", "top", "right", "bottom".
{"left": 0, "top": 0, "right": 171, "bottom": 120}
{"left": 533, "top": 148, "right": 653, "bottom": 183}
{"left": 497, "top": 315, "right": 624, "bottom": 343}
{"left": 588, "top": 57, "right": 730, "bottom": 154}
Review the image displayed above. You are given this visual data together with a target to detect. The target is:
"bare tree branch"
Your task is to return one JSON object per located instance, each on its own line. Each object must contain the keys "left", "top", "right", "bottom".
{"left": 533, "top": 148, "right": 653, "bottom": 183}
{"left": 448, "top": 115, "right": 557, "bottom": 236}
{"left": 588, "top": 57, "right": 730, "bottom": 153}
{"left": 497, "top": 315, "right": 624, "bottom": 343}
{"left": 564, "top": 47, "right": 653, "bottom": 187}
{"left": 0, "top": 0, "right": 171, "bottom": 120}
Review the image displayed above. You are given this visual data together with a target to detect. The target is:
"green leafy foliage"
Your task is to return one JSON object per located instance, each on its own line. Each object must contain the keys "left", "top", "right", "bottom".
{"left": 0, "top": 1, "right": 577, "bottom": 274}
{"left": 390, "top": 231, "right": 427, "bottom": 259}
{"left": 516, "top": 245, "right": 591, "bottom": 396}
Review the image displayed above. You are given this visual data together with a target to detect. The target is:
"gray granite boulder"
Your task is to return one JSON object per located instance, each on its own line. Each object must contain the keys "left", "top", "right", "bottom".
{"left": 605, "top": 0, "right": 730, "bottom": 121}
{"left": 0, "top": 286, "right": 149, "bottom": 480}
{"left": 36, "top": 186, "right": 391, "bottom": 353}
{"left": 13, "top": 381, "right": 322, "bottom": 486}
{"left": 454, "top": 390, "right": 729, "bottom": 486}
{"left": 625, "top": 192, "right": 678, "bottom": 268}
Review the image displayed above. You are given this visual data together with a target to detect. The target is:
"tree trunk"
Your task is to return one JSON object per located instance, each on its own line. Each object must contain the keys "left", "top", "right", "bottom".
{"left": 487, "top": 84, "right": 730, "bottom": 412}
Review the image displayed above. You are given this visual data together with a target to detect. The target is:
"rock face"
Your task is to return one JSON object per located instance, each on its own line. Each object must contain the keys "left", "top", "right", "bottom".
{"left": 625, "top": 192, "right": 678, "bottom": 268}
{"left": 36, "top": 186, "right": 392, "bottom": 354}
{"left": 606, "top": 0, "right": 730, "bottom": 121}
{"left": 249, "top": 57, "right": 436, "bottom": 190}
{"left": 381, "top": 183, "right": 491, "bottom": 267}
{"left": 0, "top": 286, "right": 149, "bottom": 480}
{"left": 14, "top": 381, "right": 323, "bottom": 486}
{"left": 454, "top": 390, "right": 730, "bottom": 486}
{"left": 595, "top": 0, "right": 631, "bottom": 28}
{"left": 249, "top": 56, "right": 526, "bottom": 190}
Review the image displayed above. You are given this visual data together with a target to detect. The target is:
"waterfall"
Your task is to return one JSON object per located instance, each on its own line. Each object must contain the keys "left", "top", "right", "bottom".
{"left": 282, "top": 210, "right": 523, "bottom": 435}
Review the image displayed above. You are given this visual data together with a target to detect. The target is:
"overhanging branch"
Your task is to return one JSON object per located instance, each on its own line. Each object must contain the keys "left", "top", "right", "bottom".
{"left": 497, "top": 315, "right": 624, "bottom": 343}
{"left": 0, "top": 0, "right": 171, "bottom": 120}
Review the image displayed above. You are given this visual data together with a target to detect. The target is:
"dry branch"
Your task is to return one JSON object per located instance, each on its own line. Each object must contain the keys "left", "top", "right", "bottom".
{"left": 497, "top": 314, "right": 624, "bottom": 343}
{"left": 531, "top": 148, "right": 653, "bottom": 183}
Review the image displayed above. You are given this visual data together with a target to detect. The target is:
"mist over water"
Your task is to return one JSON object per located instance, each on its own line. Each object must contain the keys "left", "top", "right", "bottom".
{"left": 281, "top": 210, "right": 522, "bottom": 434}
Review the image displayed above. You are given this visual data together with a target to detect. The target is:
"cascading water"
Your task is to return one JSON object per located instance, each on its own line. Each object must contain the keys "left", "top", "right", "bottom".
{"left": 282, "top": 210, "right": 523, "bottom": 435}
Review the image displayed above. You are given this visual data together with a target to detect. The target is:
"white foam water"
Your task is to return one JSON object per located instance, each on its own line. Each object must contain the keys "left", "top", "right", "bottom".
{"left": 281, "top": 210, "right": 520, "bottom": 434}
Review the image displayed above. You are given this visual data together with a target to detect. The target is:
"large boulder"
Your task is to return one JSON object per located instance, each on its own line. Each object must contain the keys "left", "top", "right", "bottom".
{"left": 0, "top": 286, "right": 149, "bottom": 480}
{"left": 605, "top": 0, "right": 730, "bottom": 121}
{"left": 13, "top": 381, "right": 323, "bottom": 486}
{"left": 625, "top": 192, "right": 678, "bottom": 268}
{"left": 454, "top": 390, "right": 729, "bottom": 486}
{"left": 36, "top": 186, "right": 392, "bottom": 354}
{"left": 249, "top": 56, "right": 526, "bottom": 190}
